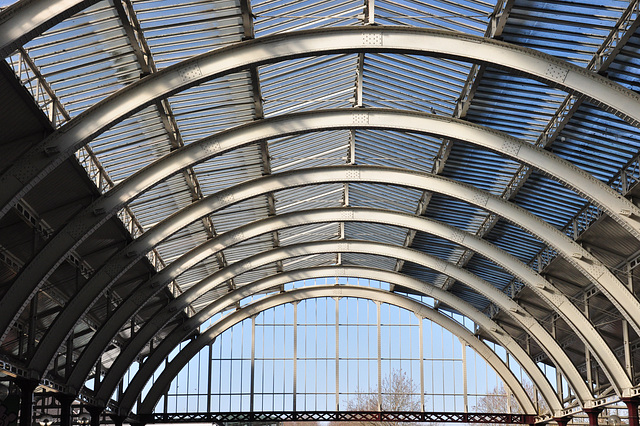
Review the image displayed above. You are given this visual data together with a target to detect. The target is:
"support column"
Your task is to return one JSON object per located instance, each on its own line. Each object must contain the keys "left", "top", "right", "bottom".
{"left": 16, "top": 378, "right": 38, "bottom": 426}
{"left": 110, "top": 415, "right": 126, "bottom": 426}
{"left": 623, "top": 397, "right": 640, "bottom": 426}
{"left": 86, "top": 406, "right": 104, "bottom": 426}
{"left": 584, "top": 407, "right": 603, "bottom": 426}
{"left": 55, "top": 394, "right": 75, "bottom": 426}
{"left": 554, "top": 417, "right": 571, "bottom": 426}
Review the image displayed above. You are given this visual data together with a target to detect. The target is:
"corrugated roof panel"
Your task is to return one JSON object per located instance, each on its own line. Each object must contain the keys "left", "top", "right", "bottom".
{"left": 269, "top": 130, "right": 350, "bottom": 173}
{"left": 363, "top": 53, "right": 470, "bottom": 115}
{"left": 344, "top": 222, "right": 407, "bottom": 247}
{"left": 348, "top": 183, "right": 423, "bottom": 214}
{"left": 282, "top": 253, "right": 336, "bottom": 270}
{"left": 88, "top": 108, "right": 171, "bottom": 184}
{"left": 174, "top": 262, "right": 220, "bottom": 292}
{"left": 410, "top": 231, "right": 463, "bottom": 262}
{"left": 127, "top": 174, "right": 194, "bottom": 228}
{"left": 275, "top": 184, "right": 344, "bottom": 214}
{"left": 484, "top": 219, "right": 545, "bottom": 265}
{"left": 354, "top": 130, "right": 439, "bottom": 173}
{"left": 208, "top": 198, "right": 271, "bottom": 233}
{"left": 342, "top": 252, "right": 396, "bottom": 270}
{"left": 465, "top": 69, "right": 565, "bottom": 140}
{"left": 440, "top": 142, "right": 521, "bottom": 196}
{"left": 233, "top": 264, "right": 280, "bottom": 287}
{"left": 279, "top": 223, "right": 341, "bottom": 246}
{"left": 154, "top": 221, "right": 209, "bottom": 264}
{"left": 133, "top": 0, "right": 243, "bottom": 68}
{"left": 513, "top": 171, "right": 587, "bottom": 230}
{"left": 222, "top": 235, "right": 274, "bottom": 264}
{"left": 503, "top": 0, "right": 627, "bottom": 66}
{"left": 253, "top": 0, "right": 362, "bottom": 36}
{"left": 464, "top": 255, "right": 515, "bottom": 292}
{"left": 401, "top": 261, "right": 445, "bottom": 289}
{"left": 23, "top": 1, "right": 139, "bottom": 116}
{"left": 552, "top": 104, "right": 640, "bottom": 183}
{"left": 375, "top": 0, "right": 493, "bottom": 34}
{"left": 260, "top": 55, "right": 357, "bottom": 117}
{"left": 194, "top": 145, "right": 265, "bottom": 196}
{"left": 449, "top": 283, "right": 491, "bottom": 312}
{"left": 423, "top": 193, "right": 489, "bottom": 232}
{"left": 607, "top": 32, "right": 640, "bottom": 92}
{"left": 169, "top": 74, "right": 255, "bottom": 143}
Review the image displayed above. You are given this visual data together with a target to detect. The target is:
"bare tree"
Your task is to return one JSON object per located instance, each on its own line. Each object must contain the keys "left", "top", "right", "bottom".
{"left": 474, "top": 381, "right": 549, "bottom": 416}
{"left": 344, "top": 369, "right": 423, "bottom": 426}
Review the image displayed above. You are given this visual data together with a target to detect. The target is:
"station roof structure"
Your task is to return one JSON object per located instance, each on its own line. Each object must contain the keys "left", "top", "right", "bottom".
{"left": 2, "top": 0, "right": 640, "bottom": 421}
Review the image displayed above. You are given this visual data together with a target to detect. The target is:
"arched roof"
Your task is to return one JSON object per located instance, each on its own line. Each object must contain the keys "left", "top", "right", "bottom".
{"left": 2, "top": 0, "right": 640, "bottom": 421}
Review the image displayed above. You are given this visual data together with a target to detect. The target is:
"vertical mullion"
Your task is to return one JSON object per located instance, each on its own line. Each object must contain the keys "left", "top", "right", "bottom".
{"left": 377, "top": 301, "right": 382, "bottom": 410}
{"left": 419, "top": 317, "right": 424, "bottom": 412}
{"left": 293, "top": 302, "right": 298, "bottom": 412}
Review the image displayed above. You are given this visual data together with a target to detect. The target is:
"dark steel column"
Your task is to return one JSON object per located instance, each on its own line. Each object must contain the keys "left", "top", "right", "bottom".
{"left": 86, "top": 406, "right": 104, "bottom": 426}
{"left": 55, "top": 394, "right": 75, "bottom": 426}
{"left": 16, "top": 378, "right": 38, "bottom": 426}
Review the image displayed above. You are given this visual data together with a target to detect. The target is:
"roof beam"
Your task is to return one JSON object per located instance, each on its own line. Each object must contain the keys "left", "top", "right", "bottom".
{"left": 12, "top": 111, "right": 640, "bottom": 375}
{"left": 84, "top": 214, "right": 590, "bottom": 408}
{"left": 0, "top": 0, "right": 102, "bottom": 58}
{"left": 4, "top": 26, "right": 640, "bottom": 226}
{"left": 449, "top": 0, "right": 640, "bottom": 306}
{"left": 24, "top": 159, "right": 629, "bottom": 400}
{"left": 133, "top": 284, "right": 538, "bottom": 416}
{"left": 112, "top": 0, "right": 228, "bottom": 292}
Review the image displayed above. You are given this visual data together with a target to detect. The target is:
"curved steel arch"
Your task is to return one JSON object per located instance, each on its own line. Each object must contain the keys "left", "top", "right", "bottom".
{"left": 116, "top": 266, "right": 563, "bottom": 416}
{"left": 2, "top": 26, "right": 640, "bottom": 225}
{"left": 0, "top": 0, "right": 102, "bottom": 58}
{"left": 94, "top": 239, "right": 603, "bottom": 405}
{"left": 134, "top": 285, "right": 537, "bottom": 416}
{"left": 28, "top": 166, "right": 633, "bottom": 398}
{"left": 17, "top": 110, "right": 640, "bottom": 375}
{"left": 70, "top": 207, "right": 591, "bottom": 406}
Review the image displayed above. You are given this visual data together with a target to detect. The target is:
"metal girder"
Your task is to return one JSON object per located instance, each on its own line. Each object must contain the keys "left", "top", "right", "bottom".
{"left": 148, "top": 411, "right": 535, "bottom": 424}
{"left": 94, "top": 238, "right": 609, "bottom": 407}
{"left": 71, "top": 207, "right": 590, "bottom": 407}
{"left": 3, "top": 26, "right": 640, "bottom": 223}
{"left": 133, "top": 285, "right": 537, "bottom": 416}
{"left": 16, "top": 106, "right": 640, "bottom": 374}
{"left": 0, "top": 0, "right": 102, "bottom": 58}
{"left": 114, "top": 265, "right": 565, "bottom": 416}
{"left": 13, "top": 110, "right": 640, "bottom": 374}
{"left": 24, "top": 166, "right": 635, "bottom": 399}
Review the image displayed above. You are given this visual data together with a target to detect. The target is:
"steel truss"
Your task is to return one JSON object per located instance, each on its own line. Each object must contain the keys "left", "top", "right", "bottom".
{"left": 145, "top": 411, "right": 536, "bottom": 424}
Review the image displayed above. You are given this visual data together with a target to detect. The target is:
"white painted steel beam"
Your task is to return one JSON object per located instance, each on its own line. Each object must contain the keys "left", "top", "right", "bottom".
{"left": 3, "top": 26, "right": 640, "bottom": 226}
{"left": 113, "top": 265, "right": 568, "bottom": 415}
{"left": 15, "top": 111, "right": 640, "bottom": 379}
{"left": 20, "top": 166, "right": 634, "bottom": 401}
{"left": 133, "top": 285, "right": 537, "bottom": 416}
{"left": 68, "top": 207, "right": 591, "bottom": 406}
{"left": 93, "top": 238, "right": 612, "bottom": 405}
{"left": 0, "top": 0, "right": 101, "bottom": 58}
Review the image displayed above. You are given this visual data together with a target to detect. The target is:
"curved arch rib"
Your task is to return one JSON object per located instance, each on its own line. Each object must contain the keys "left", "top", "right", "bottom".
{"left": 30, "top": 167, "right": 633, "bottom": 399}
{"left": 17, "top": 111, "right": 640, "bottom": 377}
{"left": 2, "top": 27, "right": 640, "bottom": 225}
{"left": 0, "top": 0, "right": 101, "bottom": 58}
{"left": 71, "top": 208, "right": 591, "bottom": 407}
{"left": 118, "top": 266, "right": 564, "bottom": 416}
{"left": 134, "top": 285, "right": 537, "bottom": 416}
{"left": 95, "top": 239, "right": 601, "bottom": 406}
